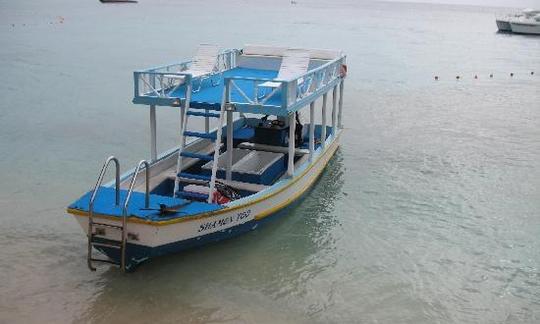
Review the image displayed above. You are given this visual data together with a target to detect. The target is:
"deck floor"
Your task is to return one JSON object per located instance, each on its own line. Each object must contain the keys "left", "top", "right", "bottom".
{"left": 69, "top": 125, "right": 335, "bottom": 222}
{"left": 69, "top": 187, "right": 222, "bottom": 221}
{"left": 168, "top": 67, "right": 281, "bottom": 108}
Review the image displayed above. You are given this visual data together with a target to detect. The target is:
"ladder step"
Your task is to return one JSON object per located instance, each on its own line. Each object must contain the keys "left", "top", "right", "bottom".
{"left": 179, "top": 151, "right": 214, "bottom": 161}
{"left": 189, "top": 105, "right": 221, "bottom": 111}
{"left": 183, "top": 131, "right": 215, "bottom": 139}
{"left": 186, "top": 111, "right": 220, "bottom": 118}
{"left": 178, "top": 172, "right": 211, "bottom": 181}
{"left": 177, "top": 191, "right": 209, "bottom": 200}
{"left": 93, "top": 222, "right": 123, "bottom": 230}
{"left": 92, "top": 241, "right": 122, "bottom": 249}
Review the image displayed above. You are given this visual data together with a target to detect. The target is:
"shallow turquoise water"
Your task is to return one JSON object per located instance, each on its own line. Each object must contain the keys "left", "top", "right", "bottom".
{"left": 0, "top": 0, "right": 539, "bottom": 323}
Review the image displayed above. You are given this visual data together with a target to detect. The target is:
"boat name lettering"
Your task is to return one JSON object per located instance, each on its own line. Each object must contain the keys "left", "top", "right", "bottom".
{"left": 198, "top": 210, "right": 252, "bottom": 233}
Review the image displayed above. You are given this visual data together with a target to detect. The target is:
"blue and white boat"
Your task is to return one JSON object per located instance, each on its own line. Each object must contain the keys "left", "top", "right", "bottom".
{"left": 67, "top": 44, "right": 347, "bottom": 271}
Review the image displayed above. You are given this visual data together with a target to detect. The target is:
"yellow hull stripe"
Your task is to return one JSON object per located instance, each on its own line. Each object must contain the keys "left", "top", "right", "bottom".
{"left": 67, "top": 133, "right": 340, "bottom": 226}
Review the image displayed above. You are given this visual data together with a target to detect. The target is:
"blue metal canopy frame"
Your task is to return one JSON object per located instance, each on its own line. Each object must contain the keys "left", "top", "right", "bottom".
{"left": 133, "top": 48, "right": 346, "bottom": 117}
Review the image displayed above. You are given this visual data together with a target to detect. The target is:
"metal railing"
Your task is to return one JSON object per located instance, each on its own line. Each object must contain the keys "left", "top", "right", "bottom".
{"left": 225, "top": 55, "right": 346, "bottom": 114}
{"left": 87, "top": 156, "right": 120, "bottom": 271}
{"left": 121, "top": 160, "right": 150, "bottom": 270}
{"left": 290, "top": 57, "right": 344, "bottom": 101}
{"left": 225, "top": 76, "right": 287, "bottom": 107}
{"left": 133, "top": 49, "right": 240, "bottom": 101}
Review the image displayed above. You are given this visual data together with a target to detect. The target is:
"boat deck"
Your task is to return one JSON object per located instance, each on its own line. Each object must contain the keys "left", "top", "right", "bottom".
{"left": 134, "top": 67, "right": 281, "bottom": 109}
{"left": 69, "top": 187, "right": 222, "bottom": 221}
{"left": 68, "top": 125, "right": 333, "bottom": 221}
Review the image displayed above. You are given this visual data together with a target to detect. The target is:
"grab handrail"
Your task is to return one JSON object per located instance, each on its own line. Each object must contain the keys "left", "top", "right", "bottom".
{"left": 120, "top": 160, "right": 150, "bottom": 270}
{"left": 134, "top": 48, "right": 240, "bottom": 100}
{"left": 88, "top": 156, "right": 120, "bottom": 271}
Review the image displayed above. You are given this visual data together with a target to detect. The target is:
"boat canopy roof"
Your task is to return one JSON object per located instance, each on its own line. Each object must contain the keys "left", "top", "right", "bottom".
{"left": 133, "top": 45, "right": 346, "bottom": 116}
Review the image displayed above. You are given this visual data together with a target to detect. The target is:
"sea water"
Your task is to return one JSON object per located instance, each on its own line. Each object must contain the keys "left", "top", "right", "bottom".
{"left": 0, "top": 0, "right": 539, "bottom": 323}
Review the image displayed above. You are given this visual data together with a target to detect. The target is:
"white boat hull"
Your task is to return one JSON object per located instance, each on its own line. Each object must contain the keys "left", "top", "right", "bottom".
{"left": 71, "top": 133, "right": 341, "bottom": 268}
{"left": 496, "top": 19, "right": 512, "bottom": 32}
{"left": 510, "top": 22, "right": 540, "bottom": 34}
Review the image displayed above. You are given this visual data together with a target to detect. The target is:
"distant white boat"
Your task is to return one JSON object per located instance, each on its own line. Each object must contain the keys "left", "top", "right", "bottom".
{"left": 99, "top": 0, "right": 138, "bottom": 3}
{"left": 509, "top": 14, "right": 540, "bottom": 35}
{"left": 496, "top": 8, "right": 540, "bottom": 34}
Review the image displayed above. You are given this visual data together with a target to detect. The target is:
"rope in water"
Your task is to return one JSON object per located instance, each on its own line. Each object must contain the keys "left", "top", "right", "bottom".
{"left": 434, "top": 71, "right": 534, "bottom": 80}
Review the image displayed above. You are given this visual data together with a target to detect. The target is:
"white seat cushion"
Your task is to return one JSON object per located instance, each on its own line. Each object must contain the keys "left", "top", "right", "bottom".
{"left": 259, "top": 49, "right": 310, "bottom": 87}
{"left": 243, "top": 44, "right": 342, "bottom": 61}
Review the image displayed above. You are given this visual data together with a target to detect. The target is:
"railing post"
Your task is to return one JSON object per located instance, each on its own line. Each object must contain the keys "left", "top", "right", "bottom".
{"left": 287, "top": 113, "right": 296, "bottom": 177}
{"left": 321, "top": 93, "right": 327, "bottom": 149}
{"left": 281, "top": 81, "right": 290, "bottom": 111}
{"left": 87, "top": 156, "right": 120, "bottom": 272}
{"left": 150, "top": 73, "right": 156, "bottom": 97}
{"left": 208, "top": 79, "right": 230, "bottom": 203}
{"left": 205, "top": 109, "right": 210, "bottom": 133}
{"left": 144, "top": 161, "right": 150, "bottom": 208}
{"left": 173, "top": 79, "right": 192, "bottom": 197}
{"left": 332, "top": 85, "right": 337, "bottom": 138}
{"left": 150, "top": 105, "right": 157, "bottom": 161}
{"left": 338, "top": 79, "right": 344, "bottom": 129}
{"left": 122, "top": 160, "right": 150, "bottom": 271}
{"left": 133, "top": 72, "right": 139, "bottom": 99}
{"left": 309, "top": 101, "right": 315, "bottom": 161}
{"left": 114, "top": 161, "right": 120, "bottom": 205}
{"left": 226, "top": 108, "right": 233, "bottom": 181}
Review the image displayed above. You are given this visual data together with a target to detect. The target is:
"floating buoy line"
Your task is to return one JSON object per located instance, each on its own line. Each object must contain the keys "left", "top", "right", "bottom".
{"left": 434, "top": 71, "right": 535, "bottom": 80}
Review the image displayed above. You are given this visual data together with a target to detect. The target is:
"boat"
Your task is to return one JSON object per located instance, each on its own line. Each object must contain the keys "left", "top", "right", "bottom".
{"left": 509, "top": 14, "right": 540, "bottom": 35}
{"left": 496, "top": 8, "right": 540, "bottom": 33}
{"left": 100, "top": 0, "right": 138, "bottom": 3}
{"left": 66, "top": 44, "right": 347, "bottom": 271}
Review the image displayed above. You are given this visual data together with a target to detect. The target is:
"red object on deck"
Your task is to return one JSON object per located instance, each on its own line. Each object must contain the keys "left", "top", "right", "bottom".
{"left": 340, "top": 64, "right": 348, "bottom": 77}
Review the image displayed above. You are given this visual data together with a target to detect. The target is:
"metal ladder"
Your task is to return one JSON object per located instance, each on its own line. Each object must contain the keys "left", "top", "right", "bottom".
{"left": 173, "top": 84, "right": 228, "bottom": 203}
{"left": 88, "top": 157, "right": 149, "bottom": 272}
